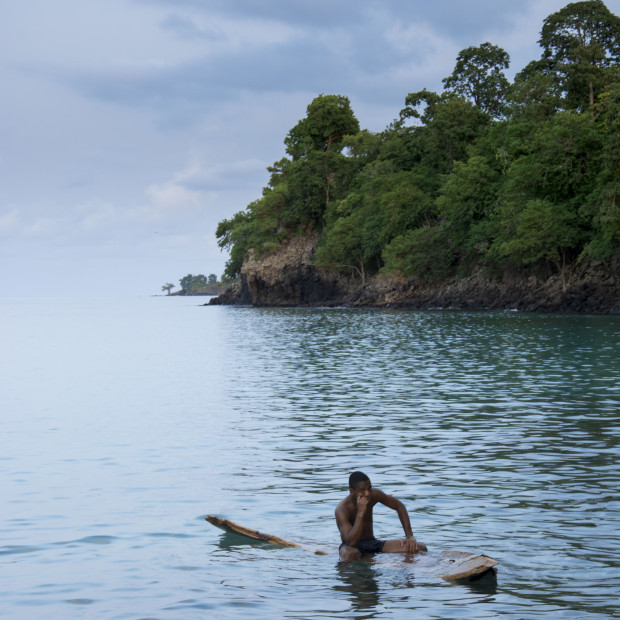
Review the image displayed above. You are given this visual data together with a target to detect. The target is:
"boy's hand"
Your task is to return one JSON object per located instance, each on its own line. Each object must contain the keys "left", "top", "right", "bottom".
{"left": 401, "top": 536, "right": 427, "bottom": 552}
{"left": 356, "top": 495, "right": 370, "bottom": 513}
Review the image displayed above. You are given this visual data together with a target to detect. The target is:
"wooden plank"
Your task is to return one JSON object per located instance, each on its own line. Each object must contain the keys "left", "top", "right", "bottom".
{"left": 206, "top": 515, "right": 328, "bottom": 555}
{"left": 433, "top": 550, "right": 498, "bottom": 581}
{"left": 205, "top": 515, "right": 498, "bottom": 579}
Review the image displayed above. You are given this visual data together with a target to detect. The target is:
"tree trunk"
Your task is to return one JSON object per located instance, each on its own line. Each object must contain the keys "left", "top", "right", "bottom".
{"left": 554, "top": 251, "right": 569, "bottom": 293}
{"left": 359, "top": 255, "right": 366, "bottom": 286}
{"left": 589, "top": 81, "right": 594, "bottom": 108}
{"left": 561, "top": 250, "right": 568, "bottom": 293}
{"left": 325, "top": 172, "right": 335, "bottom": 205}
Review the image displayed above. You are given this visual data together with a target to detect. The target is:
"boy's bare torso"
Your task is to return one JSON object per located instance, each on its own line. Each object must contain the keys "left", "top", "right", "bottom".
{"left": 336, "top": 492, "right": 378, "bottom": 541}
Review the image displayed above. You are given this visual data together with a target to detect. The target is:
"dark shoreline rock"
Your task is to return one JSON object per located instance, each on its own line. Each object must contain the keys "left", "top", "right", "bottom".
{"left": 208, "top": 235, "right": 620, "bottom": 314}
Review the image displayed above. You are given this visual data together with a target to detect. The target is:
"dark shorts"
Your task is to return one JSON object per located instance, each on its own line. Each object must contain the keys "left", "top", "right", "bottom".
{"left": 340, "top": 538, "right": 386, "bottom": 554}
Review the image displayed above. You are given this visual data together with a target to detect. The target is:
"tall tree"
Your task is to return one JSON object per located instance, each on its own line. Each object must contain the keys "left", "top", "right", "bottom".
{"left": 382, "top": 225, "right": 452, "bottom": 282}
{"left": 284, "top": 95, "right": 360, "bottom": 160}
{"left": 315, "top": 197, "right": 381, "bottom": 285}
{"left": 282, "top": 149, "right": 354, "bottom": 229}
{"left": 436, "top": 154, "right": 501, "bottom": 266}
{"left": 585, "top": 83, "right": 620, "bottom": 258}
{"left": 499, "top": 199, "right": 580, "bottom": 291}
{"left": 490, "top": 110, "right": 603, "bottom": 280}
{"left": 442, "top": 42, "right": 511, "bottom": 117}
{"left": 538, "top": 0, "right": 620, "bottom": 110}
{"left": 275, "top": 95, "right": 361, "bottom": 228}
{"left": 400, "top": 90, "right": 489, "bottom": 173}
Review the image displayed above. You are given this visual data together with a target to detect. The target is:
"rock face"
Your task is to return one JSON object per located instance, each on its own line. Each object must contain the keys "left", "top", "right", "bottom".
{"left": 209, "top": 234, "right": 620, "bottom": 314}
{"left": 210, "top": 233, "right": 351, "bottom": 307}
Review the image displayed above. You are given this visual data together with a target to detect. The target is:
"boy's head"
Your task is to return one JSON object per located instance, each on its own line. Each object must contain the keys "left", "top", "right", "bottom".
{"left": 349, "top": 471, "right": 370, "bottom": 490}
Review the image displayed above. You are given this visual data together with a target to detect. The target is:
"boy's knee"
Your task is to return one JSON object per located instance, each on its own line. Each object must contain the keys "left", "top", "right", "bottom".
{"left": 339, "top": 545, "right": 362, "bottom": 562}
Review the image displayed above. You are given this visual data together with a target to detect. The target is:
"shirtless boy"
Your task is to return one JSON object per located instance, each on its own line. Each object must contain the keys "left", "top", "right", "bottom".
{"left": 336, "top": 471, "right": 427, "bottom": 562}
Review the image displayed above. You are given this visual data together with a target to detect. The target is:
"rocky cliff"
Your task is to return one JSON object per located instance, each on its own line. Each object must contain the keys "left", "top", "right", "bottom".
{"left": 209, "top": 234, "right": 620, "bottom": 314}
{"left": 209, "top": 233, "right": 351, "bottom": 307}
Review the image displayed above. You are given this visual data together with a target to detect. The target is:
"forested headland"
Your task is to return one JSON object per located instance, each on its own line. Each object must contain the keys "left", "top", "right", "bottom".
{"left": 213, "top": 1, "right": 620, "bottom": 312}
{"left": 162, "top": 274, "right": 230, "bottom": 296}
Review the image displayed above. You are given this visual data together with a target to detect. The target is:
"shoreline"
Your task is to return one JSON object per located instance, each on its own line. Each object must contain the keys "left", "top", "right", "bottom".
{"left": 208, "top": 236, "right": 619, "bottom": 315}
{"left": 208, "top": 270, "right": 620, "bottom": 315}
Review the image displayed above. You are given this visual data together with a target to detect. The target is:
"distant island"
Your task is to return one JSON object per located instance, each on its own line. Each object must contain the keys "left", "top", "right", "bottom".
{"left": 162, "top": 274, "right": 231, "bottom": 296}
{"left": 209, "top": 1, "right": 619, "bottom": 313}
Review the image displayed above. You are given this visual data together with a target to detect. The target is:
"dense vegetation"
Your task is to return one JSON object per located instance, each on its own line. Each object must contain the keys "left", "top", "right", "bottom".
{"left": 162, "top": 274, "right": 227, "bottom": 295}
{"left": 216, "top": 1, "right": 620, "bottom": 291}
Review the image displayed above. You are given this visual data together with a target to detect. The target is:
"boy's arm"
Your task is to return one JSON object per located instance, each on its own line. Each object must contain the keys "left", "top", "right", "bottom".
{"left": 335, "top": 498, "right": 369, "bottom": 546}
{"left": 374, "top": 488, "right": 427, "bottom": 552}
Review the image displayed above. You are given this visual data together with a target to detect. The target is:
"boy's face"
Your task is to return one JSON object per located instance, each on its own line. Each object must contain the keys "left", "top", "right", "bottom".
{"left": 351, "top": 480, "right": 372, "bottom": 500}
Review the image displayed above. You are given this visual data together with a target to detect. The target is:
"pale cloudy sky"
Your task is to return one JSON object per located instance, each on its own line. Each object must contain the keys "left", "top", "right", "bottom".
{"left": 2, "top": 0, "right": 618, "bottom": 296}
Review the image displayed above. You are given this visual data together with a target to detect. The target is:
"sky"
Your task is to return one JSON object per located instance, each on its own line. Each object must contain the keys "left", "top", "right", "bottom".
{"left": 2, "top": 0, "right": 619, "bottom": 297}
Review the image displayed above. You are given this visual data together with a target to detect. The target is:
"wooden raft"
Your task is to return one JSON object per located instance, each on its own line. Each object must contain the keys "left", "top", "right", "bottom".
{"left": 206, "top": 515, "right": 328, "bottom": 555}
{"left": 205, "top": 515, "right": 497, "bottom": 580}
{"left": 425, "top": 550, "right": 498, "bottom": 580}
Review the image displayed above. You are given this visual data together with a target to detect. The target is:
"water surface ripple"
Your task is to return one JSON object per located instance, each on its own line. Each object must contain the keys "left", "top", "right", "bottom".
{"left": 1, "top": 298, "right": 618, "bottom": 618}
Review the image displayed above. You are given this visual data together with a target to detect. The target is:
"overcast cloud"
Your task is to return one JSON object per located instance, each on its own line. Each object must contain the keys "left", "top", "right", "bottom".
{"left": 2, "top": 0, "right": 618, "bottom": 296}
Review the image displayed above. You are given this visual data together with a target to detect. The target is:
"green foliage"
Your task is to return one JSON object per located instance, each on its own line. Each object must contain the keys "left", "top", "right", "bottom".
{"left": 282, "top": 149, "right": 354, "bottom": 229}
{"left": 284, "top": 94, "right": 360, "bottom": 160}
{"left": 315, "top": 197, "right": 381, "bottom": 284}
{"left": 175, "top": 273, "right": 225, "bottom": 295}
{"left": 382, "top": 226, "right": 453, "bottom": 282}
{"left": 180, "top": 274, "right": 208, "bottom": 293}
{"left": 437, "top": 154, "right": 501, "bottom": 265}
{"left": 316, "top": 163, "right": 436, "bottom": 281}
{"left": 216, "top": 209, "right": 256, "bottom": 279}
{"left": 584, "top": 83, "right": 620, "bottom": 258}
{"left": 501, "top": 199, "right": 580, "bottom": 263}
{"left": 215, "top": 3, "right": 620, "bottom": 288}
{"left": 342, "top": 129, "right": 383, "bottom": 163}
{"left": 505, "top": 110, "right": 603, "bottom": 204}
{"left": 498, "top": 199, "right": 581, "bottom": 290}
{"left": 489, "top": 109, "right": 605, "bottom": 281}
{"left": 442, "top": 42, "right": 511, "bottom": 117}
{"left": 538, "top": 0, "right": 620, "bottom": 110}
{"left": 400, "top": 90, "right": 490, "bottom": 173}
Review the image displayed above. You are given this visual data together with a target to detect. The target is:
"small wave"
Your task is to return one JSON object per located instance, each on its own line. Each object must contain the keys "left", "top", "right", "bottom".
{"left": 0, "top": 545, "right": 40, "bottom": 556}
{"left": 56, "top": 535, "right": 118, "bottom": 546}
{"left": 145, "top": 532, "right": 197, "bottom": 539}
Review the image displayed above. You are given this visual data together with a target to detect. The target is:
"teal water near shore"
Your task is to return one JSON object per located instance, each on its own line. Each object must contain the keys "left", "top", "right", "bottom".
{"left": 1, "top": 297, "right": 619, "bottom": 619}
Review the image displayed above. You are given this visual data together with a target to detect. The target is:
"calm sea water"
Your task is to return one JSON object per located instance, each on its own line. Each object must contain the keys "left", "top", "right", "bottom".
{"left": 1, "top": 297, "right": 618, "bottom": 619}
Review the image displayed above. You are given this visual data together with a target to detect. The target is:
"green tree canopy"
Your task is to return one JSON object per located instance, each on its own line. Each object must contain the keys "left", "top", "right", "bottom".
{"left": 498, "top": 199, "right": 580, "bottom": 291}
{"left": 382, "top": 225, "right": 452, "bottom": 282}
{"left": 180, "top": 274, "right": 209, "bottom": 293}
{"left": 442, "top": 42, "right": 511, "bottom": 117}
{"left": 214, "top": 3, "right": 619, "bottom": 293}
{"left": 584, "top": 83, "right": 620, "bottom": 258}
{"left": 539, "top": 0, "right": 620, "bottom": 109}
{"left": 284, "top": 94, "right": 360, "bottom": 160}
{"left": 400, "top": 90, "right": 489, "bottom": 173}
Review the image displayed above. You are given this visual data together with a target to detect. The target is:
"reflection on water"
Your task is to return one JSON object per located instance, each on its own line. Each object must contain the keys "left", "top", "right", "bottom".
{"left": 215, "top": 530, "right": 284, "bottom": 553}
{"left": 1, "top": 298, "right": 618, "bottom": 619}
{"left": 335, "top": 562, "right": 383, "bottom": 617}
